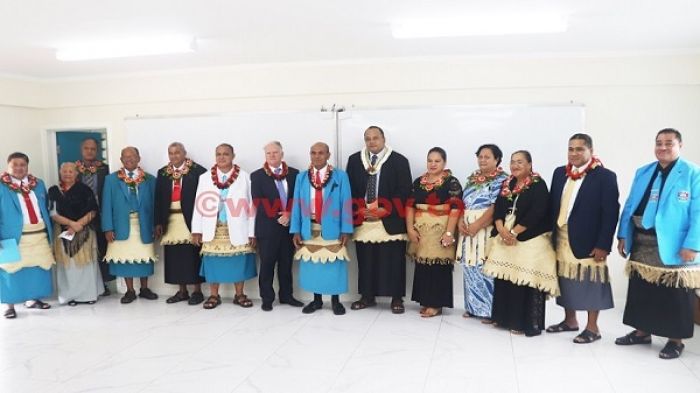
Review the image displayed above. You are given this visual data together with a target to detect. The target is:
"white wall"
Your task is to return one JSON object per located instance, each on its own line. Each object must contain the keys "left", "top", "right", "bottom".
{"left": 2, "top": 53, "right": 700, "bottom": 303}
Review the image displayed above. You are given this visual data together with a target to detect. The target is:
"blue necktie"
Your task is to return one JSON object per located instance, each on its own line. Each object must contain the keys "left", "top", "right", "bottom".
{"left": 641, "top": 170, "right": 662, "bottom": 229}
{"left": 128, "top": 171, "right": 139, "bottom": 212}
{"left": 218, "top": 175, "right": 229, "bottom": 223}
{"left": 274, "top": 168, "right": 287, "bottom": 211}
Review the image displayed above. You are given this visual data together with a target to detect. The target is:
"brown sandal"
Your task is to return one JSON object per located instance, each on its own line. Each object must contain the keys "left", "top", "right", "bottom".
{"left": 421, "top": 307, "right": 442, "bottom": 318}
{"left": 203, "top": 295, "right": 222, "bottom": 310}
{"left": 233, "top": 294, "right": 253, "bottom": 308}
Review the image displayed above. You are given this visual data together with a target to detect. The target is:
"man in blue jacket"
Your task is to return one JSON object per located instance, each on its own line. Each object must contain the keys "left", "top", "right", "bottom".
{"left": 101, "top": 147, "right": 158, "bottom": 304}
{"left": 615, "top": 128, "right": 700, "bottom": 359}
{"left": 0, "top": 152, "right": 54, "bottom": 319}
{"left": 545, "top": 134, "right": 619, "bottom": 344}
{"left": 290, "top": 142, "right": 353, "bottom": 315}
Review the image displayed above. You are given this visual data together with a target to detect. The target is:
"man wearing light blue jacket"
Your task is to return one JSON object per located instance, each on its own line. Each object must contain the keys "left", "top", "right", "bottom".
{"left": 101, "top": 147, "right": 158, "bottom": 304}
{"left": 615, "top": 128, "right": 700, "bottom": 360}
{"left": 0, "top": 152, "right": 54, "bottom": 319}
{"left": 290, "top": 142, "right": 353, "bottom": 315}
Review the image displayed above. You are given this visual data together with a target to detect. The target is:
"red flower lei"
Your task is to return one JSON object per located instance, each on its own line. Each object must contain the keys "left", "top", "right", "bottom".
{"left": 500, "top": 172, "right": 541, "bottom": 201}
{"left": 117, "top": 168, "right": 147, "bottom": 190}
{"left": 308, "top": 164, "right": 333, "bottom": 189}
{"left": 467, "top": 167, "right": 505, "bottom": 189}
{"left": 419, "top": 169, "right": 451, "bottom": 192}
{"left": 263, "top": 161, "right": 289, "bottom": 181}
{"left": 1, "top": 172, "right": 38, "bottom": 193}
{"left": 211, "top": 165, "right": 240, "bottom": 189}
{"left": 565, "top": 157, "right": 603, "bottom": 180}
{"left": 75, "top": 160, "right": 103, "bottom": 176}
{"left": 162, "top": 159, "right": 193, "bottom": 181}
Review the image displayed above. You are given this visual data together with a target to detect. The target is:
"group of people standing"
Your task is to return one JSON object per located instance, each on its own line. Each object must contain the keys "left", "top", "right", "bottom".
{"left": 0, "top": 127, "right": 697, "bottom": 360}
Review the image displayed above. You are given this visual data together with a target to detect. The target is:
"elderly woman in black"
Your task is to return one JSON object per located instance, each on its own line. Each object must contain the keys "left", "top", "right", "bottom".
{"left": 406, "top": 147, "right": 463, "bottom": 318}
{"left": 483, "top": 150, "right": 558, "bottom": 336}
{"left": 49, "top": 162, "right": 103, "bottom": 306}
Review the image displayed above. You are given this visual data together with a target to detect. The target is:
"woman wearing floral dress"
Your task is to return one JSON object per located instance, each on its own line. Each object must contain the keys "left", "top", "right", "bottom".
{"left": 457, "top": 144, "right": 508, "bottom": 320}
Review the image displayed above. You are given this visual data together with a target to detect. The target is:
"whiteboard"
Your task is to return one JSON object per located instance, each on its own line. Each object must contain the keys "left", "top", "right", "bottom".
{"left": 338, "top": 105, "right": 585, "bottom": 185}
{"left": 125, "top": 111, "right": 336, "bottom": 176}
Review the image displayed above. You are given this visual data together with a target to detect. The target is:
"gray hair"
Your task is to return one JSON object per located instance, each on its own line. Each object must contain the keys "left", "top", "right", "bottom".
{"left": 60, "top": 162, "right": 78, "bottom": 172}
{"left": 263, "top": 141, "right": 283, "bottom": 151}
{"left": 168, "top": 142, "right": 187, "bottom": 154}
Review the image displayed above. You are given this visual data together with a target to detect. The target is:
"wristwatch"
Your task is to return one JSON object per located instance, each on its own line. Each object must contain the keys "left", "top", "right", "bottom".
{"left": 444, "top": 231, "right": 453, "bottom": 237}
{"left": 509, "top": 229, "right": 517, "bottom": 236}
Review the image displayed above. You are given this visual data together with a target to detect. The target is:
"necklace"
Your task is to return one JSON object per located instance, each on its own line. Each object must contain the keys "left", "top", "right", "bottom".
{"left": 211, "top": 165, "right": 240, "bottom": 189}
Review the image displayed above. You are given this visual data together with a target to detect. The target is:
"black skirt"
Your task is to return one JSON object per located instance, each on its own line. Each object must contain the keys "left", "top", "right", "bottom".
{"left": 491, "top": 278, "right": 546, "bottom": 334}
{"left": 411, "top": 263, "right": 453, "bottom": 308}
{"left": 623, "top": 272, "right": 696, "bottom": 339}
{"left": 356, "top": 241, "right": 407, "bottom": 298}
{"left": 163, "top": 244, "right": 204, "bottom": 285}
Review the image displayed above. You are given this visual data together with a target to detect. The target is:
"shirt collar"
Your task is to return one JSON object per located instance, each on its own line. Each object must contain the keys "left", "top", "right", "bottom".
{"left": 216, "top": 166, "right": 234, "bottom": 179}
{"left": 573, "top": 158, "right": 592, "bottom": 173}
{"left": 313, "top": 164, "right": 328, "bottom": 177}
{"left": 657, "top": 158, "right": 679, "bottom": 176}
{"left": 10, "top": 176, "right": 28, "bottom": 185}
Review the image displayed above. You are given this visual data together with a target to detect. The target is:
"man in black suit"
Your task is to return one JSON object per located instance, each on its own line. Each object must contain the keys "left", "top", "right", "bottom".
{"left": 251, "top": 141, "right": 304, "bottom": 311}
{"left": 154, "top": 142, "right": 208, "bottom": 305}
{"left": 546, "top": 133, "right": 619, "bottom": 343}
{"left": 346, "top": 126, "right": 412, "bottom": 313}
{"left": 76, "top": 137, "right": 113, "bottom": 295}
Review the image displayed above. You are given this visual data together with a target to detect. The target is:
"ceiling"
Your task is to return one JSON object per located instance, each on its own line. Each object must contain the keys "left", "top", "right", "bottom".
{"left": 1, "top": 0, "right": 699, "bottom": 79}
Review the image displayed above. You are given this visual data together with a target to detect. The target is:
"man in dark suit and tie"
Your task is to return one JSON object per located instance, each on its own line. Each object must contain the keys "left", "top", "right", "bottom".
{"left": 251, "top": 141, "right": 304, "bottom": 311}
{"left": 345, "top": 126, "right": 412, "bottom": 314}
{"left": 76, "top": 137, "right": 113, "bottom": 295}
{"left": 546, "top": 133, "right": 619, "bottom": 343}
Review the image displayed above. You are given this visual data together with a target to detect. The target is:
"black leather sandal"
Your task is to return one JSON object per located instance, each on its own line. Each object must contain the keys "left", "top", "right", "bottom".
{"left": 659, "top": 341, "right": 684, "bottom": 359}
{"left": 614, "top": 330, "right": 651, "bottom": 345}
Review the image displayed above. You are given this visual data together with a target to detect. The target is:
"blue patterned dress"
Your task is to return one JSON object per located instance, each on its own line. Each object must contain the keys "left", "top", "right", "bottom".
{"left": 460, "top": 170, "right": 508, "bottom": 317}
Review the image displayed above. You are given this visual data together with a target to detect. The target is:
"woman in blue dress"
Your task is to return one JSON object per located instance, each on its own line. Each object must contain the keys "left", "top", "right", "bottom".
{"left": 457, "top": 144, "right": 508, "bottom": 320}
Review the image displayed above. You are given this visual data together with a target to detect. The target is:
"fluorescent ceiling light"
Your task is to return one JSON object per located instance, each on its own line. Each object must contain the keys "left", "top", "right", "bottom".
{"left": 56, "top": 35, "right": 196, "bottom": 61}
{"left": 391, "top": 14, "right": 568, "bottom": 38}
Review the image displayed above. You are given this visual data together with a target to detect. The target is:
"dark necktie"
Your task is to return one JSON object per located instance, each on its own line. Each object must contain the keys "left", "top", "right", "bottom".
{"left": 128, "top": 171, "right": 139, "bottom": 212}
{"left": 366, "top": 154, "right": 378, "bottom": 203}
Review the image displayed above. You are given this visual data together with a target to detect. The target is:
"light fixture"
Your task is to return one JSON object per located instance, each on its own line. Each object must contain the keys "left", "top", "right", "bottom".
{"left": 56, "top": 35, "right": 197, "bottom": 61}
{"left": 391, "top": 14, "right": 568, "bottom": 39}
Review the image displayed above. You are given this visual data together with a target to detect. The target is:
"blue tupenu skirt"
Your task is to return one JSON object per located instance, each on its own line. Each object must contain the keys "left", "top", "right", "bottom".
{"left": 299, "top": 259, "right": 348, "bottom": 295}
{"left": 200, "top": 253, "right": 257, "bottom": 283}
{"left": 0, "top": 266, "right": 53, "bottom": 304}
{"left": 109, "top": 262, "right": 154, "bottom": 278}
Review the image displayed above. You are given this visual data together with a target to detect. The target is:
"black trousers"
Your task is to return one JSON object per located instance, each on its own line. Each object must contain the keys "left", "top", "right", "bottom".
{"left": 257, "top": 235, "right": 295, "bottom": 304}
{"left": 356, "top": 241, "right": 407, "bottom": 298}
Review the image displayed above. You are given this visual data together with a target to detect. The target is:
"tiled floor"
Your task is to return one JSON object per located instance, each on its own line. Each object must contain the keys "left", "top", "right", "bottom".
{"left": 1, "top": 296, "right": 699, "bottom": 393}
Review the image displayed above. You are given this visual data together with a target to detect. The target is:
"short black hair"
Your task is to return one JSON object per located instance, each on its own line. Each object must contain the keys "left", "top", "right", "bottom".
{"left": 81, "top": 137, "right": 99, "bottom": 147}
{"left": 569, "top": 133, "right": 593, "bottom": 149}
{"left": 7, "top": 152, "right": 29, "bottom": 164}
{"left": 428, "top": 147, "right": 447, "bottom": 161}
{"left": 216, "top": 143, "right": 235, "bottom": 154}
{"left": 365, "top": 126, "right": 385, "bottom": 138}
{"left": 475, "top": 144, "right": 503, "bottom": 166}
{"left": 512, "top": 150, "right": 532, "bottom": 164}
{"left": 656, "top": 128, "right": 682, "bottom": 143}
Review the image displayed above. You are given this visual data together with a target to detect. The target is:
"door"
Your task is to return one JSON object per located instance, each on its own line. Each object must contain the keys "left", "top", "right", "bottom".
{"left": 55, "top": 131, "right": 106, "bottom": 167}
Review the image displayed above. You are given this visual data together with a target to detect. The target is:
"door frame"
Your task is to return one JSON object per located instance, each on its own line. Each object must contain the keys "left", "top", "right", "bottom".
{"left": 43, "top": 125, "right": 111, "bottom": 186}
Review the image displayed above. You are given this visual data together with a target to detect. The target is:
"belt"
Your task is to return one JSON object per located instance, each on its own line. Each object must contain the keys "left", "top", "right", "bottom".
{"left": 170, "top": 209, "right": 183, "bottom": 213}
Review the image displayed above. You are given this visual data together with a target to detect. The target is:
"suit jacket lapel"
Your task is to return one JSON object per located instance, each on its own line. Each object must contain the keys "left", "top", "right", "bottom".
{"left": 660, "top": 161, "right": 684, "bottom": 207}
{"left": 118, "top": 176, "right": 130, "bottom": 201}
